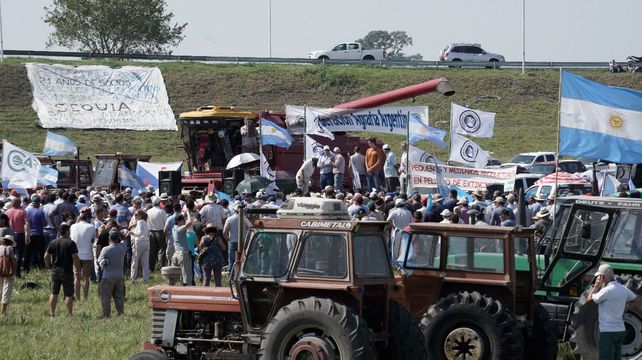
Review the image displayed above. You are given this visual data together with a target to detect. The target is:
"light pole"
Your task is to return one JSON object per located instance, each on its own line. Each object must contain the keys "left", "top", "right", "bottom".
{"left": 521, "top": 0, "right": 525, "bottom": 74}
{"left": 0, "top": 0, "right": 4, "bottom": 62}
{"left": 268, "top": 0, "right": 272, "bottom": 58}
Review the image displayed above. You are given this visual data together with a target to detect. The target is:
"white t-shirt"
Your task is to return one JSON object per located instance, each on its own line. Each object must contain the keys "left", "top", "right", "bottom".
{"left": 70, "top": 221, "right": 96, "bottom": 261}
{"left": 593, "top": 280, "right": 637, "bottom": 332}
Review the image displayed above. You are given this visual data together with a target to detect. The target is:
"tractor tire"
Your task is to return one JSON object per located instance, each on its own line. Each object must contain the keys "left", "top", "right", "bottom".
{"left": 257, "top": 297, "right": 377, "bottom": 360}
{"left": 384, "top": 299, "right": 427, "bottom": 360}
{"left": 570, "top": 273, "right": 642, "bottom": 360}
{"left": 524, "top": 303, "right": 558, "bottom": 360}
{"left": 128, "top": 351, "right": 169, "bottom": 360}
{"left": 420, "top": 291, "right": 523, "bottom": 360}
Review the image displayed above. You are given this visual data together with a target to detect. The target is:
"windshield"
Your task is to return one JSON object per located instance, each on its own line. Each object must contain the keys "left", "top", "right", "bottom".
{"left": 243, "top": 232, "right": 297, "bottom": 277}
{"left": 604, "top": 211, "right": 642, "bottom": 260}
{"left": 508, "top": 155, "right": 535, "bottom": 164}
{"left": 180, "top": 119, "right": 250, "bottom": 172}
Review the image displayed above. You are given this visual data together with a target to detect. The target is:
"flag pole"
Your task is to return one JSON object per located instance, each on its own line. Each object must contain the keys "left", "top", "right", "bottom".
{"left": 75, "top": 147, "right": 80, "bottom": 189}
{"left": 551, "top": 68, "right": 563, "bottom": 245}
{"left": 404, "top": 111, "right": 410, "bottom": 195}
{"left": 303, "top": 105, "right": 307, "bottom": 162}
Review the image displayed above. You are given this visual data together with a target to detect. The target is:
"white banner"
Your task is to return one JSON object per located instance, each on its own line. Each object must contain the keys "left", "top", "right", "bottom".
{"left": 451, "top": 103, "right": 495, "bottom": 138}
{"left": 285, "top": 105, "right": 429, "bottom": 136}
{"left": 26, "top": 63, "right": 177, "bottom": 131}
{"left": 259, "top": 148, "right": 276, "bottom": 181}
{"left": 304, "top": 135, "right": 328, "bottom": 161}
{"left": 1, "top": 140, "right": 42, "bottom": 188}
{"left": 449, "top": 133, "right": 490, "bottom": 169}
{"left": 409, "top": 144, "right": 440, "bottom": 163}
{"left": 409, "top": 162, "right": 517, "bottom": 191}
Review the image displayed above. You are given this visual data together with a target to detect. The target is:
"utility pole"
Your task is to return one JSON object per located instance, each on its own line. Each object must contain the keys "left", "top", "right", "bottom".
{"left": 522, "top": 0, "right": 525, "bottom": 75}
{"left": 268, "top": 0, "right": 272, "bottom": 58}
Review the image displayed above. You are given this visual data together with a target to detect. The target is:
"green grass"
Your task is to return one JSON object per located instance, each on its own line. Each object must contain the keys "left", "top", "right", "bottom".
{"left": 2, "top": 59, "right": 642, "bottom": 165}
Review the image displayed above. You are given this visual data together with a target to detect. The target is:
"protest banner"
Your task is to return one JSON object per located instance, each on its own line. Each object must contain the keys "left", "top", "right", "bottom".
{"left": 285, "top": 105, "right": 429, "bottom": 136}
{"left": 26, "top": 63, "right": 177, "bottom": 131}
{"left": 409, "top": 161, "right": 517, "bottom": 191}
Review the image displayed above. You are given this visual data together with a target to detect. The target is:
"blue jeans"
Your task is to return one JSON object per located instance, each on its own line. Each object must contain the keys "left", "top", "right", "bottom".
{"left": 15, "top": 233, "right": 25, "bottom": 277}
{"left": 366, "top": 171, "right": 382, "bottom": 192}
{"left": 43, "top": 228, "right": 56, "bottom": 249}
{"left": 320, "top": 173, "right": 333, "bottom": 189}
{"left": 228, "top": 242, "right": 238, "bottom": 280}
{"left": 334, "top": 173, "right": 344, "bottom": 192}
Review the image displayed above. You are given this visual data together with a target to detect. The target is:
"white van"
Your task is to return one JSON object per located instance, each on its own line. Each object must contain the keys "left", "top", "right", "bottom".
{"left": 524, "top": 182, "right": 593, "bottom": 200}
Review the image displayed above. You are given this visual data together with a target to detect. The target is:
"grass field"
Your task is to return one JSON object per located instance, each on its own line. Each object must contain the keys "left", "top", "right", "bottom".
{"left": 2, "top": 269, "right": 577, "bottom": 360}
{"left": 2, "top": 58, "right": 642, "bottom": 165}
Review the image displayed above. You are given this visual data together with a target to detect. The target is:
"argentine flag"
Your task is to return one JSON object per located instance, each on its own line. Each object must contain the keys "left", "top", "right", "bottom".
{"left": 408, "top": 113, "right": 447, "bottom": 148}
{"left": 38, "top": 165, "right": 59, "bottom": 187}
{"left": 43, "top": 131, "right": 77, "bottom": 157}
{"left": 260, "top": 118, "right": 293, "bottom": 149}
{"left": 560, "top": 71, "right": 642, "bottom": 164}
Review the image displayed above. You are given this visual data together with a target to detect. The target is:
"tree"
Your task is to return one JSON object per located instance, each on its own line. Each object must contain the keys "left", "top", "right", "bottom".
{"left": 355, "top": 30, "right": 422, "bottom": 61}
{"left": 44, "top": 0, "right": 187, "bottom": 55}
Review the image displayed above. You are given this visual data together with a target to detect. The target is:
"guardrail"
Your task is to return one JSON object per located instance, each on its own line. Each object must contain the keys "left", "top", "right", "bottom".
{"left": 2, "top": 49, "right": 610, "bottom": 69}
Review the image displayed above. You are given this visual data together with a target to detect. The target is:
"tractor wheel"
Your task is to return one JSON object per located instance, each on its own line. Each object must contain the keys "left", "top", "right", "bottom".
{"left": 524, "top": 303, "right": 558, "bottom": 360}
{"left": 258, "top": 297, "right": 377, "bottom": 360}
{"left": 128, "top": 351, "right": 168, "bottom": 360}
{"left": 420, "top": 291, "right": 523, "bottom": 360}
{"left": 570, "top": 274, "right": 642, "bottom": 360}
{"left": 383, "top": 299, "right": 426, "bottom": 360}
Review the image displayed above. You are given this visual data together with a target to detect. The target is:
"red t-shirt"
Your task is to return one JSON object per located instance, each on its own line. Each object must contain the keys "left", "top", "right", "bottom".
{"left": 5, "top": 207, "right": 27, "bottom": 234}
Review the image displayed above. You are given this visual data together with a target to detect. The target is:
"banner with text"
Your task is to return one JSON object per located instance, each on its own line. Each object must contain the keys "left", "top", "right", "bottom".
{"left": 285, "top": 105, "right": 429, "bottom": 135}
{"left": 26, "top": 63, "right": 177, "bottom": 131}
{"left": 409, "top": 161, "right": 517, "bottom": 191}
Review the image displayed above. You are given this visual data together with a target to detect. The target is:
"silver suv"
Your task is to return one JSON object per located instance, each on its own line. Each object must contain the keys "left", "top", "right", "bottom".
{"left": 439, "top": 43, "right": 505, "bottom": 65}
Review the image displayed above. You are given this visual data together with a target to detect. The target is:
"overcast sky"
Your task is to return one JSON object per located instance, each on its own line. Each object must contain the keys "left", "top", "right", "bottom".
{"left": 2, "top": 0, "right": 640, "bottom": 62}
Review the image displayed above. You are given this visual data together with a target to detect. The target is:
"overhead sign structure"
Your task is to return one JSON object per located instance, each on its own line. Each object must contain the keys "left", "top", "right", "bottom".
{"left": 26, "top": 63, "right": 177, "bottom": 131}
{"left": 285, "top": 105, "right": 429, "bottom": 136}
{"left": 409, "top": 161, "right": 517, "bottom": 191}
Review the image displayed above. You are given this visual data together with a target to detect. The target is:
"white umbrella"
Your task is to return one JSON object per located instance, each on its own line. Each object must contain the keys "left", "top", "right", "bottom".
{"left": 226, "top": 153, "right": 260, "bottom": 170}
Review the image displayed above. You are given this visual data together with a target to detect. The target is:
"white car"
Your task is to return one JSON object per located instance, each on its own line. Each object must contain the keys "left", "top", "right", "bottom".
{"left": 502, "top": 152, "right": 557, "bottom": 171}
{"left": 439, "top": 43, "right": 505, "bottom": 65}
{"left": 309, "top": 42, "right": 386, "bottom": 61}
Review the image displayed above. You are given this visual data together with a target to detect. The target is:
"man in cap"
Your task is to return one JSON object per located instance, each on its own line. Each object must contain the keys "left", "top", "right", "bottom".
{"left": 97, "top": 229, "right": 126, "bottom": 318}
{"left": 440, "top": 209, "right": 453, "bottom": 224}
{"left": 296, "top": 157, "right": 319, "bottom": 196}
{"left": 527, "top": 195, "right": 542, "bottom": 215}
{"left": 387, "top": 198, "right": 412, "bottom": 258}
{"left": 531, "top": 208, "right": 553, "bottom": 249}
{"left": 200, "top": 193, "right": 226, "bottom": 231}
{"left": 332, "top": 147, "right": 345, "bottom": 192}
{"left": 147, "top": 196, "right": 168, "bottom": 272}
{"left": 491, "top": 196, "right": 513, "bottom": 226}
{"left": 223, "top": 202, "right": 249, "bottom": 277}
{"left": 499, "top": 208, "right": 516, "bottom": 227}
{"left": 365, "top": 138, "right": 385, "bottom": 192}
{"left": 382, "top": 144, "right": 400, "bottom": 193}
{"left": 44, "top": 223, "right": 80, "bottom": 316}
{"left": 470, "top": 189, "right": 487, "bottom": 213}
{"left": 588, "top": 263, "right": 638, "bottom": 359}
{"left": 348, "top": 145, "right": 368, "bottom": 192}
{"left": 26, "top": 194, "right": 48, "bottom": 272}
{"left": 70, "top": 207, "right": 96, "bottom": 301}
{"left": 347, "top": 193, "right": 368, "bottom": 218}
{"left": 0, "top": 234, "right": 17, "bottom": 316}
{"left": 318, "top": 145, "right": 335, "bottom": 189}
{"left": 456, "top": 197, "right": 470, "bottom": 224}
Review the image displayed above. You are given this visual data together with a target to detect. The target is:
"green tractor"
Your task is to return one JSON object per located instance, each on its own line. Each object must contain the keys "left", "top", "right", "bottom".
{"left": 535, "top": 196, "right": 642, "bottom": 360}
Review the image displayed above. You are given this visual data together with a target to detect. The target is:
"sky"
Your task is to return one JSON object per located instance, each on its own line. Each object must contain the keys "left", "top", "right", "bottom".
{"left": 2, "top": 0, "right": 641, "bottom": 62}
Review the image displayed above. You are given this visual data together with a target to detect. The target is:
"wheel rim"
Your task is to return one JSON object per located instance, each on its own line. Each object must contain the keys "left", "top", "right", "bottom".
{"left": 444, "top": 327, "right": 485, "bottom": 360}
{"left": 286, "top": 332, "right": 338, "bottom": 360}
{"left": 622, "top": 312, "right": 642, "bottom": 358}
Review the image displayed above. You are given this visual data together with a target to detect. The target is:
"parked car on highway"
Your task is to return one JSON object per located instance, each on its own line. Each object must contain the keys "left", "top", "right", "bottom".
{"left": 309, "top": 42, "right": 386, "bottom": 60}
{"left": 439, "top": 43, "right": 505, "bottom": 65}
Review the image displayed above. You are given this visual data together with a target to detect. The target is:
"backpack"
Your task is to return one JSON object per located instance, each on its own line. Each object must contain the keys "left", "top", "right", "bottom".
{"left": 0, "top": 247, "right": 17, "bottom": 277}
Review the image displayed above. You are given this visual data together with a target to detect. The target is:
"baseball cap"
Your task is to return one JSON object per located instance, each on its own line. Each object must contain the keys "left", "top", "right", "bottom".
{"left": 333, "top": 146, "right": 341, "bottom": 152}
{"left": 494, "top": 196, "right": 505, "bottom": 203}
{"left": 594, "top": 263, "right": 614, "bottom": 278}
{"left": 382, "top": 144, "right": 390, "bottom": 150}
{"left": 395, "top": 198, "right": 405, "bottom": 206}
{"left": 323, "top": 145, "right": 330, "bottom": 151}
{"left": 457, "top": 197, "right": 468, "bottom": 205}
{"left": 441, "top": 209, "right": 452, "bottom": 218}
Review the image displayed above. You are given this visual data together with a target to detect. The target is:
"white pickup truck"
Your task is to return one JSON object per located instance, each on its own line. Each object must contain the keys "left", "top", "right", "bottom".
{"left": 308, "top": 42, "right": 386, "bottom": 60}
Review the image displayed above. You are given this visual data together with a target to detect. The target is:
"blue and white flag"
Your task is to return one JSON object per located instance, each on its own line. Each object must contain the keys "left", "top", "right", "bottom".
{"left": 37, "top": 165, "right": 58, "bottom": 187}
{"left": 560, "top": 71, "right": 642, "bottom": 163}
{"left": 135, "top": 161, "right": 183, "bottom": 191}
{"left": 260, "top": 118, "right": 293, "bottom": 149}
{"left": 43, "top": 131, "right": 77, "bottom": 157}
{"left": 119, "top": 164, "right": 145, "bottom": 190}
{"left": 304, "top": 135, "right": 326, "bottom": 161}
{"left": 1, "top": 140, "right": 41, "bottom": 188}
{"left": 259, "top": 147, "right": 276, "bottom": 181}
{"left": 433, "top": 158, "right": 449, "bottom": 198}
{"left": 409, "top": 113, "right": 447, "bottom": 148}
{"left": 451, "top": 103, "right": 495, "bottom": 138}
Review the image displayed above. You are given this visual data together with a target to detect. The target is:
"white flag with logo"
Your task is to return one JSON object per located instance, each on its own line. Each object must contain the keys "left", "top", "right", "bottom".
{"left": 1, "top": 140, "right": 42, "bottom": 188}
{"left": 259, "top": 147, "right": 276, "bottom": 181}
{"left": 449, "top": 133, "right": 490, "bottom": 169}
{"left": 304, "top": 135, "right": 327, "bottom": 161}
{"left": 409, "top": 144, "right": 440, "bottom": 163}
{"left": 451, "top": 103, "right": 495, "bottom": 138}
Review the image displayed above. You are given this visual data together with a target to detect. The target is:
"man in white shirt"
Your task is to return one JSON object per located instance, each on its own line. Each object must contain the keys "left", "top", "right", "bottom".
{"left": 588, "top": 263, "right": 638, "bottom": 360}
{"left": 70, "top": 208, "right": 96, "bottom": 301}
{"left": 147, "top": 196, "right": 168, "bottom": 272}
{"left": 382, "top": 144, "right": 399, "bottom": 193}
{"left": 296, "top": 158, "right": 319, "bottom": 195}
{"left": 332, "top": 147, "right": 345, "bottom": 192}
{"left": 348, "top": 146, "right": 367, "bottom": 192}
{"left": 318, "top": 146, "right": 335, "bottom": 189}
{"left": 387, "top": 198, "right": 412, "bottom": 259}
{"left": 199, "top": 194, "right": 226, "bottom": 231}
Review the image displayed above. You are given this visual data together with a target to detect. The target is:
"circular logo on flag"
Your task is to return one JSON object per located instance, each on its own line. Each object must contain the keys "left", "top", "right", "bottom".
{"left": 296, "top": 115, "right": 305, "bottom": 127}
{"left": 419, "top": 153, "right": 436, "bottom": 163}
{"left": 459, "top": 110, "right": 481, "bottom": 134}
{"left": 460, "top": 140, "right": 479, "bottom": 163}
{"left": 8, "top": 150, "right": 38, "bottom": 172}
